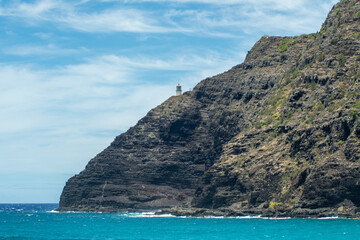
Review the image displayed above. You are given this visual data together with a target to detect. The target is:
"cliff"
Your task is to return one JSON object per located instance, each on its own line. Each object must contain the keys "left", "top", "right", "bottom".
{"left": 59, "top": 0, "right": 360, "bottom": 218}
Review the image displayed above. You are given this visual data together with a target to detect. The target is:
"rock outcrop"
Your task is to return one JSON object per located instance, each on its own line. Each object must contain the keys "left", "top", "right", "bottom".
{"left": 59, "top": 0, "right": 360, "bottom": 217}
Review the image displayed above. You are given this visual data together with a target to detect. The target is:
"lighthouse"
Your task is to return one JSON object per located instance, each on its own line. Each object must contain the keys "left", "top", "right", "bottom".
{"left": 176, "top": 83, "right": 182, "bottom": 96}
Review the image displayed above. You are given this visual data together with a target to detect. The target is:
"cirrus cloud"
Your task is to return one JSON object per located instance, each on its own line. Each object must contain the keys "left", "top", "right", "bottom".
{"left": 0, "top": 0, "right": 338, "bottom": 35}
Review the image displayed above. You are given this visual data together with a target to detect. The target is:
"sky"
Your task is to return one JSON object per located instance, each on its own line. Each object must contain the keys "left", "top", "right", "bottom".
{"left": 0, "top": 0, "right": 338, "bottom": 203}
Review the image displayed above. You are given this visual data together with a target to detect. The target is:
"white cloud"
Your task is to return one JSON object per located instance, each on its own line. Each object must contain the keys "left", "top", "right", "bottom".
{"left": 33, "top": 32, "right": 53, "bottom": 39}
{"left": 0, "top": 0, "right": 67, "bottom": 19}
{"left": 124, "top": 0, "right": 337, "bottom": 9}
{"left": 0, "top": 0, "right": 178, "bottom": 33}
{"left": 0, "top": 0, "right": 337, "bottom": 35}
{"left": 59, "top": 8, "right": 174, "bottom": 33}
{"left": 2, "top": 44, "right": 86, "bottom": 56}
{"left": 163, "top": 0, "right": 338, "bottom": 36}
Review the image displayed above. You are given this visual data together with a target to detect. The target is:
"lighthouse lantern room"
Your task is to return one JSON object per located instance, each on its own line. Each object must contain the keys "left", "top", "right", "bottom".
{"left": 176, "top": 83, "right": 182, "bottom": 96}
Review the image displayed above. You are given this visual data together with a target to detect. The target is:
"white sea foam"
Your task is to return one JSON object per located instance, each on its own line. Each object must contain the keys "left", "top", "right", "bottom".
{"left": 235, "top": 215, "right": 263, "bottom": 219}
{"left": 202, "top": 216, "right": 224, "bottom": 219}
{"left": 40, "top": 210, "right": 349, "bottom": 220}
{"left": 318, "top": 216, "right": 339, "bottom": 219}
{"left": 178, "top": 215, "right": 260, "bottom": 219}
{"left": 47, "top": 210, "right": 59, "bottom": 213}
{"left": 124, "top": 212, "right": 175, "bottom": 218}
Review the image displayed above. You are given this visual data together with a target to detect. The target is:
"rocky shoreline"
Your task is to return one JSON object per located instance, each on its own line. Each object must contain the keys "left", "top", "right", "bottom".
{"left": 58, "top": 202, "right": 360, "bottom": 219}
{"left": 165, "top": 205, "right": 360, "bottom": 219}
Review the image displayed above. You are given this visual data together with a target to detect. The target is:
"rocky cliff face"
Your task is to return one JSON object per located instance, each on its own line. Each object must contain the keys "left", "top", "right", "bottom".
{"left": 59, "top": 0, "right": 360, "bottom": 217}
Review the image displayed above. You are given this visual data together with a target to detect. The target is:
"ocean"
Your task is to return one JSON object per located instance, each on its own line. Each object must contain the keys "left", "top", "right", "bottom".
{"left": 1, "top": 204, "right": 360, "bottom": 239}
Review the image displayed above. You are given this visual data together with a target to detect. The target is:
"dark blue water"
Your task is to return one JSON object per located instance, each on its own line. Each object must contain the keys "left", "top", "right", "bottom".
{"left": 1, "top": 204, "right": 360, "bottom": 239}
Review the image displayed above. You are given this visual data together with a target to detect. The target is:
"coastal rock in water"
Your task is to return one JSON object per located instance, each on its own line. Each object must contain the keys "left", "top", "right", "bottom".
{"left": 59, "top": 0, "right": 360, "bottom": 217}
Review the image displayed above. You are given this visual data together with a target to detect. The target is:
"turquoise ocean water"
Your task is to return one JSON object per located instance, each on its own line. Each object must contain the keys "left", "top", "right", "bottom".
{"left": 1, "top": 204, "right": 360, "bottom": 239}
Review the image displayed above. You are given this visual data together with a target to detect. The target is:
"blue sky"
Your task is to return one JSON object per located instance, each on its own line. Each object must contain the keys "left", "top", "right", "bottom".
{"left": 0, "top": 0, "right": 338, "bottom": 203}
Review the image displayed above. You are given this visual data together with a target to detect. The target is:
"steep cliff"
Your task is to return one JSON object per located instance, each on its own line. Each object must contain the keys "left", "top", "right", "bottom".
{"left": 59, "top": 0, "right": 360, "bottom": 217}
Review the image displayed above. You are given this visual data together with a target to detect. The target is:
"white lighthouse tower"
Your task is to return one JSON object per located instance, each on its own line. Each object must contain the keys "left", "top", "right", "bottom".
{"left": 176, "top": 83, "right": 182, "bottom": 96}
